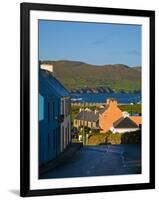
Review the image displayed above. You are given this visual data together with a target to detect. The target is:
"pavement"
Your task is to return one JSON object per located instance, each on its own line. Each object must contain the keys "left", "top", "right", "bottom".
{"left": 40, "top": 144, "right": 141, "bottom": 179}
{"left": 39, "top": 142, "right": 82, "bottom": 176}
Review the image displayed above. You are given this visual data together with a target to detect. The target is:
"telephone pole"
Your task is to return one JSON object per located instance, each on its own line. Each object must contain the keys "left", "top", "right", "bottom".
{"left": 83, "top": 102, "right": 86, "bottom": 145}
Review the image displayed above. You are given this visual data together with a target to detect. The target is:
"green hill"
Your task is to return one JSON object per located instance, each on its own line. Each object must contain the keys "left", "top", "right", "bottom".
{"left": 40, "top": 60, "right": 141, "bottom": 93}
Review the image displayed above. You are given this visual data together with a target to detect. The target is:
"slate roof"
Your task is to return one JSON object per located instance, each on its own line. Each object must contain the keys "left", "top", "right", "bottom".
{"left": 39, "top": 69, "right": 69, "bottom": 98}
{"left": 75, "top": 110, "right": 99, "bottom": 122}
{"left": 98, "top": 105, "right": 109, "bottom": 114}
{"left": 113, "top": 117, "right": 138, "bottom": 129}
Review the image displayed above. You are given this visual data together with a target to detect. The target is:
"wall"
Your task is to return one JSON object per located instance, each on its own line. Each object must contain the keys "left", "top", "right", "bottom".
{"left": 39, "top": 97, "right": 61, "bottom": 165}
{"left": 40, "top": 64, "right": 54, "bottom": 72}
{"left": 99, "top": 101, "right": 123, "bottom": 132}
{"left": 112, "top": 128, "right": 139, "bottom": 134}
{"left": 0, "top": 0, "right": 158, "bottom": 200}
{"left": 60, "top": 97, "right": 71, "bottom": 152}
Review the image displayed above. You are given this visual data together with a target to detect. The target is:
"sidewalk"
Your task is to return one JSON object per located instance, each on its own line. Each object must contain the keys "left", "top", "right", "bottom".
{"left": 39, "top": 142, "right": 82, "bottom": 177}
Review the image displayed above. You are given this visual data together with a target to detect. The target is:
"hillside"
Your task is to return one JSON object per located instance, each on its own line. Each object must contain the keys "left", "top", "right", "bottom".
{"left": 40, "top": 60, "right": 141, "bottom": 93}
{"left": 133, "top": 66, "right": 141, "bottom": 72}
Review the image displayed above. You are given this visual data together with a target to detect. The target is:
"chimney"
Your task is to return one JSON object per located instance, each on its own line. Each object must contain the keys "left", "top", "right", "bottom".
{"left": 40, "top": 63, "right": 54, "bottom": 73}
{"left": 85, "top": 108, "right": 91, "bottom": 111}
{"left": 106, "top": 99, "right": 117, "bottom": 107}
{"left": 79, "top": 108, "right": 84, "bottom": 112}
{"left": 122, "top": 111, "right": 130, "bottom": 118}
{"left": 94, "top": 110, "right": 98, "bottom": 115}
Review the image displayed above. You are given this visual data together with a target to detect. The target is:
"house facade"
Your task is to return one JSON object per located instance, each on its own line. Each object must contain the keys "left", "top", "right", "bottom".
{"left": 129, "top": 116, "right": 142, "bottom": 128}
{"left": 110, "top": 116, "right": 139, "bottom": 134}
{"left": 73, "top": 108, "right": 99, "bottom": 129}
{"left": 73, "top": 98, "right": 142, "bottom": 135}
{"left": 39, "top": 68, "right": 71, "bottom": 166}
{"left": 99, "top": 99, "right": 123, "bottom": 133}
{"left": 60, "top": 97, "right": 71, "bottom": 152}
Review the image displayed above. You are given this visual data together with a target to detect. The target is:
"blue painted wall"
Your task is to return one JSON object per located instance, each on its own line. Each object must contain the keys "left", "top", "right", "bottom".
{"left": 39, "top": 96, "right": 61, "bottom": 166}
{"left": 38, "top": 69, "right": 70, "bottom": 166}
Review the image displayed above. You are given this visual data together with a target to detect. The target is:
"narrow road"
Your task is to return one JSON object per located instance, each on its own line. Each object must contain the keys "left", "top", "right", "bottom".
{"left": 40, "top": 144, "right": 141, "bottom": 179}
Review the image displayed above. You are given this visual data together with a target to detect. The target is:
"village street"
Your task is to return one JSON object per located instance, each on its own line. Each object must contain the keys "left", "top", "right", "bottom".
{"left": 40, "top": 144, "right": 141, "bottom": 179}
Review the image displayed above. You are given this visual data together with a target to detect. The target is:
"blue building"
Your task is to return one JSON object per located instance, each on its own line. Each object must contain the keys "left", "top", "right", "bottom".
{"left": 39, "top": 69, "right": 71, "bottom": 166}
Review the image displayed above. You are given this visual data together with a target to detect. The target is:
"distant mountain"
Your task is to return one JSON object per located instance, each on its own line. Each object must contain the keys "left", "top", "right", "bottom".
{"left": 133, "top": 66, "right": 141, "bottom": 72}
{"left": 40, "top": 60, "right": 141, "bottom": 93}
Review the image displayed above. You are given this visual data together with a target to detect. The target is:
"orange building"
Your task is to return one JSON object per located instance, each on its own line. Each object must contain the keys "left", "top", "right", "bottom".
{"left": 99, "top": 99, "right": 123, "bottom": 133}
{"left": 129, "top": 116, "right": 142, "bottom": 127}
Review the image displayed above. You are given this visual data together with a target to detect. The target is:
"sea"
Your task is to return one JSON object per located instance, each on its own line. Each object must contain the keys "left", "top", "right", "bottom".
{"left": 70, "top": 93, "right": 141, "bottom": 104}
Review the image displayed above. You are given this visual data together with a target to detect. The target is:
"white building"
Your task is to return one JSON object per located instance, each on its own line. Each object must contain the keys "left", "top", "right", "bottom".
{"left": 60, "top": 97, "right": 71, "bottom": 152}
{"left": 110, "top": 116, "right": 139, "bottom": 134}
{"left": 40, "top": 63, "right": 54, "bottom": 73}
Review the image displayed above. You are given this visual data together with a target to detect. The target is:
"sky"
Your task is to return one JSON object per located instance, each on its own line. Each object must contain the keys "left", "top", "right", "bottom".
{"left": 39, "top": 20, "right": 141, "bottom": 67}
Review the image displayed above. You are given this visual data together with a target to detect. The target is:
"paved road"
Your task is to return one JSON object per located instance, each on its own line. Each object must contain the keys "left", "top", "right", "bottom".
{"left": 40, "top": 144, "right": 141, "bottom": 179}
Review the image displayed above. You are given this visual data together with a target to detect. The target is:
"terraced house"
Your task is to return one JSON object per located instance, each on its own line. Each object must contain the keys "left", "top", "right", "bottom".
{"left": 74, "top": 99, "right": 142, "bottom": 134}
{"left": 99, "top": 99, "right": 123, "bottom": 133}
{"left": 99, "top": 99, "right": 141, "bottom": 133}
{"left": 39, "top": 64, "right": 71, "bottom": 166}
{"left": 73, "top": 108, "right": 99, "bottom": 129}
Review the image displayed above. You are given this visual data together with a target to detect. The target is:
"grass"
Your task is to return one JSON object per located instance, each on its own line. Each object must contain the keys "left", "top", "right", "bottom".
{"left": 119, "top": 104, "right": 141, "bottom": 114}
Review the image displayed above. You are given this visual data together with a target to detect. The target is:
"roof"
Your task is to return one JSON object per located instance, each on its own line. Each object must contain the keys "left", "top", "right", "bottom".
{"left": 129, "top": 116, "right": 142, "bottom": 126}
{"left": 75, "top": 110, "right": 99, "bottom": 122}
{"left": 39, "top": 69, "right": 70, "bottom": 98}
{"left": 99, "top": 105, "right": 109, "bottom": 114}
{"left": 113, "top": 117, "right": 138, "bottom": 129}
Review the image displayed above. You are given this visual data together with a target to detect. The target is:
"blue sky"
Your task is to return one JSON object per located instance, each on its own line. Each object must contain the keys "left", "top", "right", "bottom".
{"left": 39, "top": 20, "right": 141, "bottom": 67}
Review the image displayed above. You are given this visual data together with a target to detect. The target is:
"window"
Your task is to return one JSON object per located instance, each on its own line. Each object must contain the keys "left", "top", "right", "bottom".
{"left": 67, "top": 122, "right": 70, "bottom": 143}
{"left": 48, "top": 132, "right": 50, "bottom": 152}
{"left": 54, "top": 129, "right": 56, "bottom": 151}
{"left": 65, "top": 127, "right": 67, "bottom": 145}
{"left": 58, "top": 102, "right": 60, "bottom": 117}
{"left": 52, "top": 102, "right": 55, "bottom": 120}
{"left": 52, "top": 130, "right": 55, "bottom": 150}
{"left": 48, "top": 102, "right": 50, "bottom": 123}
{"left": 39, "top": 94, "right": 44, "bottom": 121}
{"left": 62, "top": 126, "right": 64, "bottom": 149}
{"left": 58, "top": 126, "right": 61, "bottom": 146}
{"left": 65, "top": 100, "right": 67, "bottom": 116}
{"left": 68, "top": 98, "right": 71, "bottom": 115}
{"left": 91, "top": 122, "right": 93, "bottom": 127}
{"left": 53, "top": 129, "right": 57, "bottom": 151}
{"left": 61, "top": 100, "right": 64, "bottom": 115}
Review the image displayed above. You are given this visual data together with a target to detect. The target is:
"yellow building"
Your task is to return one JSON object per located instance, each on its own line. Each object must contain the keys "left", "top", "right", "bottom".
{"left": 73, "top": 108, "right": 99, "bottom": 129}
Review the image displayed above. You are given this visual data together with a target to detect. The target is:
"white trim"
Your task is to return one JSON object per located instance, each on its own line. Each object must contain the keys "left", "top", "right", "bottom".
{"left": 30, "top": 10, "right": 150, "bottom": 190}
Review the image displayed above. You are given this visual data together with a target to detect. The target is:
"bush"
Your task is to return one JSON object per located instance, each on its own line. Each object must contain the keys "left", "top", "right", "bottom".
{"left": 87, "top": 130, "right": 141, "bottom": 145}
{"left": 121, "top": 130, "right": 141, "bottom": 144}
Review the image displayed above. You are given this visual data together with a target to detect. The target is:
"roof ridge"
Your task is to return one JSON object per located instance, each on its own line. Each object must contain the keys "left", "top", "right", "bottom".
{"left": 113, "top": 116, "right": 138, "bottom": 128}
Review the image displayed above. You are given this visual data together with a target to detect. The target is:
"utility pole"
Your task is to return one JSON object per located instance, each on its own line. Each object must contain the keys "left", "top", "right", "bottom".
{"left": 130, "top": 102, "right": 133, "bottom": 116}
{"left": 83, "top": 102, "right": 86, "bottom": 145}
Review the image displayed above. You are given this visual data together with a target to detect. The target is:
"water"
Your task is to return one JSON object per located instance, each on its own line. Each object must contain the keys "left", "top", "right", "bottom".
{"left": 71, "top": 93, "right": 141, "bottom": 104}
